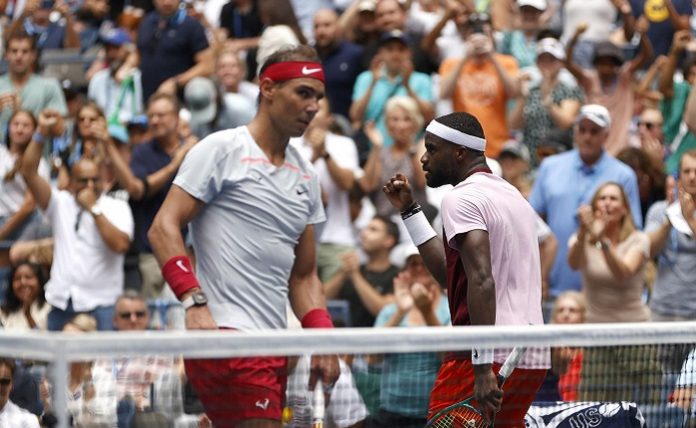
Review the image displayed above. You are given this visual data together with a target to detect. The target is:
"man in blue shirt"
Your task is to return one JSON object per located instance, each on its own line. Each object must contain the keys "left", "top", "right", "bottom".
{"left": 136, "top": 0, "right": 213, "bottom": 101}
{"left": 529, "top": 104, "right": 642, "bottom": 299}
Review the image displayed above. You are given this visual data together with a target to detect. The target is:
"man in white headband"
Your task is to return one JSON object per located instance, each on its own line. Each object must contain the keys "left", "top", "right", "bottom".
{"left": 383, "top": 112, "right": 548, "bottom": 426}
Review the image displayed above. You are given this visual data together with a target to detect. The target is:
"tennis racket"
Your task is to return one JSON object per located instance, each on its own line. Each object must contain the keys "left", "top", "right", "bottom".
{"left": 311, "top": 379, "right": 325, "bottom": 428}
{"left": 425, "top": 347, "right": 527, "bottom": 428}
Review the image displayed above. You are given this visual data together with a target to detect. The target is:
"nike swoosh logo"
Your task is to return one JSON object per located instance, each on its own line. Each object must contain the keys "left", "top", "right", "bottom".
{"left": 175, "top": 260, "right": 189, "bottom": 273}
{"left": 255, "top": 398, "right": 270, "bottom": 410}
{"left": 302, "top": 66, "right": 322, "bottom": 75}
{"left": 297, "top": 189, "right": 307, "bottom": 195}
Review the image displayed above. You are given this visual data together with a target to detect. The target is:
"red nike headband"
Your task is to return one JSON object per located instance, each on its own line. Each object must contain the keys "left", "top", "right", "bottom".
{"left": 260, "top": 61, "right": 325, "bottom": 83}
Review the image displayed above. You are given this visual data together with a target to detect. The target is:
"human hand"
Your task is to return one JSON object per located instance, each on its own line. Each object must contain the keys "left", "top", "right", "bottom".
{"left": 340, "top": 251, "right": 360, "bottom": 275}
{"left": 76, "top": 188, "right": 98, "bottom": 210}
{"left": 672, "top": 30, "right": 693, "bottom": 53}
{"left": 382, "top": 173, "right": 416, "bottom": 212}
{"left": 473, "top": 365, "right": 503, "bottom": 424}
{"left": 363, "top": 121, "right": 383, "bottom": 148}
{"left": 577, "top": 205, "right": 594, "bottom": 236}
{"left": 610, "top": 0, "right": 631, "bottom": 14}
{"left": 666, "top": 175, "right": 676, "bottom": 204}
{"left": 393, "top": 271, "right": 415, "bottom": 312}
{"left": 516, "top": 72, "right": 533, "bottom": 98}
{"left": 308, "top": 354, "right": 340, "bottom": 393}
{"left": 370, "top": 55, "right": 384, "bottom": 81}
{"left": 172, "top": 136, "right": 199, "bottom": 167}
{"left": 574, "top": 22, "right": 589, "bottom": 37}
{"left": 157, "top": 78, "right": 178, "bottom": 96}
{"left": 306, "top": 126, "right": 328, "bottom": 159}
{"left": 411, "top": 281, "right": 434, "bottom": 313}
{"left": 679, "top": 186, "right": 695, "bottom": 220}
{"left": 38, "top": 109, "right": 64, "bottom": 137}
{"left": 185, "top": 305, "right": 218, "bottom": 330}
{"left": 54, "top": 0, "right": 70, "bottom": 16}
{"left": 198, "top": 415, "right": 212, "bottom": 428}
{"left": 0, "top": 92, "right": 19, "bottom": 111}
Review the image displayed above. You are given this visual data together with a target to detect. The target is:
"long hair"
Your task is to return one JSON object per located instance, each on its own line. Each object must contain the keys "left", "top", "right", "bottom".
{"left": 3, "top": 109, "right": 37, "bottom": 148}
{"left": 1, "top": 262, "right": 48, "bottom": 316}
{"left": 589, "top": 182, "right": 636, "bottom": 242}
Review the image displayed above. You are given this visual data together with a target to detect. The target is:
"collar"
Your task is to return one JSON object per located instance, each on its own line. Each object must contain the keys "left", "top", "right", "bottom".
{"left": 573, "top": 149, "right": 606, "bottom": 175}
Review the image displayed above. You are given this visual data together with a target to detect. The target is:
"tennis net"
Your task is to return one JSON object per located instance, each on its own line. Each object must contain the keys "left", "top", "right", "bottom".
{"left": 1, "top": 322, "right": 695, "bottom": 427}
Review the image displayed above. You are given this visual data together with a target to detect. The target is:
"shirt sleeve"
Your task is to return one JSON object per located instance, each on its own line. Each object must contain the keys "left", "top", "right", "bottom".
{"left": 374, "top": 304, "right": 397, "bottom": 327}
{"left": 411, "top": 73, "right": 433, "bottom": 102}
{"left": 102, "top": 198, "right": 135, "bottom": 240}
{"left": 188, "top": 19, "right": 210, "bottom": 55}
{"left": 173, "top": 133, "right": 240, "bottom": 203}
{"left": 644, "top": 201, "right": 667, "bottom": 233}
{"left": 441, "top": 189, "right": 487, "bottom": 249}
{"left": 352, "top": 71, "right": 372, "bottom": 102}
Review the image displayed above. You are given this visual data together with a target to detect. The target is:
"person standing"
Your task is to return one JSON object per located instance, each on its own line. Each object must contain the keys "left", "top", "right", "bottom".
{"left": 383, "top": 112, "right": 548, "bottom": 426}
{"left": 148, "top": 45, "right": 339, "bottom": 427}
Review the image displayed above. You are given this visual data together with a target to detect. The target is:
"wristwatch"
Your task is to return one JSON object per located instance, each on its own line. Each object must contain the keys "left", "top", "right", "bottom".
{"left": 182, "top": 290, "right": 208, "bottom": 310}
{"left": 90, "top": 205, "right": 103, "bottom": 217}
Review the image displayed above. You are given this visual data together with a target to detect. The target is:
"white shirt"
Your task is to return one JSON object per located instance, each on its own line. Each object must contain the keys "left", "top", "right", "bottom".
{"left": 0, "top": 400, "right": 40, "bottom": 428}
{"left": 44, "top": 190, "right": 134, "bottom": 311}
{"left": 0, "top": 145, "right": 50, "bottom": 217}
{"left": 174, "top": 127, "right": 325, "bottom": 330}
{"left": 291, "top": 132, "right": 362, "bottom": 247}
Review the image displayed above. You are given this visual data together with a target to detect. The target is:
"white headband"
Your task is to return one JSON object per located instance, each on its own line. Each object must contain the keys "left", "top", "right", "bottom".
{"left": 425, "top": 120, "right": 486, "bottom": 151}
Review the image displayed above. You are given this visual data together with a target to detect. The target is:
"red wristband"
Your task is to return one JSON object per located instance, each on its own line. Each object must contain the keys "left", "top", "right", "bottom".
{"left": 301, "top": 308, "right": 334, "bottom": 329}
{"left": 161, "top": 255, "right": 200, "bottom": 300}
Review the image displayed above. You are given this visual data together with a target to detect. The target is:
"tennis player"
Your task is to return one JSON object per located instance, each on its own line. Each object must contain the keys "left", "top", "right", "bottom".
{"left": 148, "top": 45, "right": 340, "bottom": 427}
{"left": 383, "top": 112, "right": 549, "bottom": 426}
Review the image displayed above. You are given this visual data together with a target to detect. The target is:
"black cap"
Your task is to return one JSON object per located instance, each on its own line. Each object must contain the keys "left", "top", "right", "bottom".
{"left": 593, "top": 41, "right": 624, "bottom": 66}
{"left": 378, "top": 29, "right": 411, "bottom": 47}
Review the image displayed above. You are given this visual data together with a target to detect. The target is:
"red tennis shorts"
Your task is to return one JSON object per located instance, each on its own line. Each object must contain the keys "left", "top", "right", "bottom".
{"left": 185, "top": 355, "right": 288, "bottom": 427}
{"left": 428, "top": 359, "right": 546, "bottom": 427}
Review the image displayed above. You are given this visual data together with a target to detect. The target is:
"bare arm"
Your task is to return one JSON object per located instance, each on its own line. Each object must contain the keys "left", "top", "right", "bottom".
{"left": 87, "top": 203, "right": 131, "bottom": 253}
{"left": 545, "top": 98, "right": 582, "bottom": 130}
{"left": 148, "top": 185, "right": 205, "bottom": 266}
{"left": 627, "top": 23, "right": 654, "bottom": 75}
{"left": 288, "top": 225, "right": 328, "bottom": 320}
{"left": 19, "top": 134, "right": 52, "bottom": 212}
{"left": 539, "top": 232, "right": 557, "bottom": 300}
{"left": 647, "top": 220, "right": 672, "bottom": 258}
{"left": 565, "top": 26, "right": 592, "bottom": 90}
{"left": 490, "top": 54, "right": 519, "bottom": 98}
{"left": 350, "top": 269, "right": 395, "bottom": 317}
{"left": 439, "top": 57, "right": 467, "bottom": 100}
{"left": 0, "top": 191, "right": 36, "bottom": 241}
{"left": 507, "top": 95, "right": 526, "bottom": 130}
{"left": 598, "top": 239, "right": 647, "bottom": 280}
{"left": 657, "top": 32, "right": 692, "bottom": 98}
{"left": 664, "top": 0, "right": 691, "bottom": 30}
{"left": 349, "top": 77, "right": 378, "bottom": 124}
{"left": 176, "top": 48, "right": 215, "bottom": 87}
{"left": 323, "top": 269, "right": 348, "bottom": 300}
{"left": 456, "top": 230, "right": 496, "bottom": 327}
{"left": 356, "top": 122, "right": 383, "bottom": 193}
{"left": 57, "top": 1, "right": 80, "bottom": 49}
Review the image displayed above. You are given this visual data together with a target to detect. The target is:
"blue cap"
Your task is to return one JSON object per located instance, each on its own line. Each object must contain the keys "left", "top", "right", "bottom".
{"left": 378, "top": 29, "right": 411, "bottom": 47}
{"left": 108, "top": 124, "right": 129, "bottom": 144}
{"left": 127, "top": 115, "right": 148, "bottom": 128}
{"left": 100, "top": 28, "right": 131, "bottom": 46}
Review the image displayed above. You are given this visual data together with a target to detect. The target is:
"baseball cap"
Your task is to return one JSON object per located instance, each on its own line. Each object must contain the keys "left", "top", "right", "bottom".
{"left": 183, "top": 77, "right": 217, "bottom": 126}
{"left": 593, "top": 41, "right": 624, "bottom": 66}
{"left": 518, "top": 0, "right": 547, "bottom": 11}
{"left": 379, "top": 29, "right": 411, "bottom": 47}
{"left": 99, "top": 28, "right": 131, "bottom": 46}
{"left": 499, "top": 140, "right": 531, "bottom": 163}
{"left": 358, "top": 0, "right": 376, "bottom": 13}
{"left": 108, "top": 124, "right": 129, "bottom": 144}
{"left": 127, "top": 114, "right": 148, "bottom": 129}
{"left": 577, "top": 104, "right": 611, "bottom": 129}
{"left": 536, "top": 38, "right": 565, "bottom": 60}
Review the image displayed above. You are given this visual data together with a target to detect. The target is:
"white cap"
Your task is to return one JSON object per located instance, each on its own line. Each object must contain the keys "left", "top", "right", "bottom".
{"left": 358, "top": 0, "right": 376, "bottom": 12}
{"left": 577, "top": 104, "right": 611, "bottom": 129}
{"left": 184, "top": 77, "right": 217, "bottom": 125}
{"left": 518, "top": 0, "right": 547, "bottom": 11}
{"left": 536, "top": 38, "right": 565, "bottom": 61}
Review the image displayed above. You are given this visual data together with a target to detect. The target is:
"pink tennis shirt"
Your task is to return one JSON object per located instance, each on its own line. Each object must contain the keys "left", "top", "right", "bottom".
{"left": 441, "top": 172, "right": 548, "bottom": 368}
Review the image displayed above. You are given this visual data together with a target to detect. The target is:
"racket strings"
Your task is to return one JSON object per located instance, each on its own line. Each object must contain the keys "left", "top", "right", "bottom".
{"left": 430, "top": 406, "right": 487, "bottom": 428}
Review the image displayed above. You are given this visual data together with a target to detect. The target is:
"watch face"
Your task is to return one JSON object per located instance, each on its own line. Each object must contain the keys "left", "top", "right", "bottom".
{"left": 192, "top": 292, "right": 208, "bottom": 305}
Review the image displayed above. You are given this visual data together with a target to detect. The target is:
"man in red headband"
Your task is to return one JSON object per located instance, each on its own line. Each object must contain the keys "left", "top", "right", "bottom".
{"left": 148, "top": 45, "right": 339, "bottom": 427}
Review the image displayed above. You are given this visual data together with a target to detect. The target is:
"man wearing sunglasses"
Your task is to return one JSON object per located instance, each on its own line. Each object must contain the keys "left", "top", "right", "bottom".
{"left": 0, "top": 358, "right": 40, "bottom": 427}
{"left": 19, "top": 108, "right": 135, "bottom": 331}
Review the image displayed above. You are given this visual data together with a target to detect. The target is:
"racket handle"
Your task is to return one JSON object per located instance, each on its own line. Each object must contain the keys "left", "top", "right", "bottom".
{"left": 498, "top": 347, "right": 527, "bottom": 380}
{"left": 312, "top": 380, "right": 325, "bottom": 427}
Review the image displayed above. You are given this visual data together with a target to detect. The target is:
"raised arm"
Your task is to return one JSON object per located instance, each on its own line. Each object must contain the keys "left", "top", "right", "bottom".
{"left": 19, "top": 111, "right": 60, "bottom": 211}
{"left": 627, "top": 17, "right": 654, "bottom": 75}
{"left": 382, "top": 174, "right": 448, "bottom": 288}
{"left": 565, "top": 23, "right": 592, "bottom": 89}
{"left": 685, "top": 78, "right": 696, "bottom": 135}
{"left": 658, "top": 31, "right": 692, "bottom": 99}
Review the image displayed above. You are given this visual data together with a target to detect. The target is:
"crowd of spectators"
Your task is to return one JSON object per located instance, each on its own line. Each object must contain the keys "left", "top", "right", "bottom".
{"left": 0, "top": 0, "right": 695, "bottom": 425}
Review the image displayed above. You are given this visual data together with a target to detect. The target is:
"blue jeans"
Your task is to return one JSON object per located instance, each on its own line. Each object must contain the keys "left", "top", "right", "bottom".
{"left": 47, "top": 299, "right": 114, "bottom": 331}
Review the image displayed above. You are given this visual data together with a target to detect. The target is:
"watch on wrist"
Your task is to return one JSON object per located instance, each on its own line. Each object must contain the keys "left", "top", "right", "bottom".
{"left": 90, "top": 205, "right": 103, "bottom": 217}
{"left": 182, "top": 290, "right": 208, "bottom": 309}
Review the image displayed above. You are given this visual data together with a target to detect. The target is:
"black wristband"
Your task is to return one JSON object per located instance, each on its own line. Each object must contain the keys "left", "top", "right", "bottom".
{"left": 401, "top": 202, "right": 422, "bottom": 220}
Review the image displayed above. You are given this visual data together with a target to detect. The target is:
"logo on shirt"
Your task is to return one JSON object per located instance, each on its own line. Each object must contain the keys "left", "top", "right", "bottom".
{"left": 175, "top": 260, "right": 189, "bottom": 273}
{"left": 255, "top": 398, "right": 270, "bottom": 410}
{"left": 296, "top": 188, "right": 308, "bottom": 195}
{"left": 302, "top": 66, "right": 322, "bottom": 75}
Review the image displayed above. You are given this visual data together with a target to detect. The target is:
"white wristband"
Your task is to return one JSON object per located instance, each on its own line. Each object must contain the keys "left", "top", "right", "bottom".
{"left": 472, "top": 347, "right": 494, "bottom": 365}
{"left": 402, "top": 210, "right": 437, "bottom": 246}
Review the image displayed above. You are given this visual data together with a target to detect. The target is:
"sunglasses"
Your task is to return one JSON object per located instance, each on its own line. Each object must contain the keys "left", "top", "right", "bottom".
{"left": 0, "top": 378, "right": 11, "bottom": 386}
{"left": 118, "top": 311, "right": 147, "bottom": 320}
